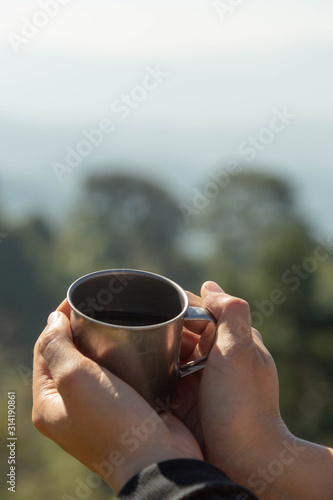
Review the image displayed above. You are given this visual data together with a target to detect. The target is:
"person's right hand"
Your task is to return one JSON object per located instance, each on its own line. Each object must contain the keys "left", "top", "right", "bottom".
{"left": 174, "top": 282, "right": 290, "bottom": 494}
{"left": 176, "top": 282, "right": 333, "bottom": 500}
{"left": 199, "top": 283, "right": 288, "bottom": 480}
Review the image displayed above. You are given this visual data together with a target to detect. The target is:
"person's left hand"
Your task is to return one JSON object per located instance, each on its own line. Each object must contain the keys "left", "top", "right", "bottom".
{"left": 32, "top": 299, "right": 203, "bottom": 493}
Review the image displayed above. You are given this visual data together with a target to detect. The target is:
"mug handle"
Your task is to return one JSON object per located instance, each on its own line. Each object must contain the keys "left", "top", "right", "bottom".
{"left": 180, "top": 307, "right": 217, "bottom": 377}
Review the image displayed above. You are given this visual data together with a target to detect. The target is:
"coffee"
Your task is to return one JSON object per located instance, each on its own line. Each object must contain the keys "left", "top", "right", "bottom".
{"left": 68, "top": 269, "right": 216, "bottom": 407}
{"left": 90, "top": 310, "right": 172, "bottom": 326}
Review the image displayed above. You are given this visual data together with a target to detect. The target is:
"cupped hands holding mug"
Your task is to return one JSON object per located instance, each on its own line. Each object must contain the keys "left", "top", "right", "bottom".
{"left": 32, "top": 281, "right": 333, "bottom": 499}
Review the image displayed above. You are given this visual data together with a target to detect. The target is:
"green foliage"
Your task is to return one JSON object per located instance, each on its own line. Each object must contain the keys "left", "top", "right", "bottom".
{"left": 1, "top": 169, "right": 332, "bottom": 498}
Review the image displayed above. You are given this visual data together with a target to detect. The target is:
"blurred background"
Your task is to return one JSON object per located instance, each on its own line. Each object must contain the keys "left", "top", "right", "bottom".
{"left": 1, "top": 0, "right": 333, "bottom": 498}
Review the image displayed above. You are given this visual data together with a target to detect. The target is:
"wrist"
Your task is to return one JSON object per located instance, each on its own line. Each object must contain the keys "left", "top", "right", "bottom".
{"left": 206, "top": 417, "right": 292, "bottom": 495}
{"left": 239, "top": 428, "right": 300, "bottom": 498}
{"left": 108, "top": 447, "right": 204, "bottom": 492}
{"left": 91, "top": 413, "right": 204, "bottom": 492}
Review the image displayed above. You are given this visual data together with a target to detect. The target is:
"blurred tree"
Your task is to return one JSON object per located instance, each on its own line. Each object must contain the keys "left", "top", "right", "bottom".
{"left": 190, "top": 171, "right": 312, "bottom": 302}
{"left": 85, "top": 173, "right": 183, "bottom": 268}
{"left": 49, "top": 173, "right": 200, "bottom": 298}
{"left": 0, "top": 216, "right": 55, "bottom": 361}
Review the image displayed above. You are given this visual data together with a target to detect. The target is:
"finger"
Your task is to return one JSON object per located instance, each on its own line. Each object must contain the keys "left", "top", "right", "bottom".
{"left": 201, "top": 281, "right": 226, "bottom": 303}
{"left": 32, "top": 318, "right": 68, "bottom": 435}
{"left": 56, "top": 298, "right": 71, "bottom": 318}
{"left": 33, "top": 305, "right": 70, "bottom": 395}
{"left": 33, "top": 312, "right": 73, "bottom": 396}
{"left": 184, "top": 291, "right": 208, "bottom": 335}
{"left": 183, "top": 317, "right": 211, "bottom": 337}
{"left": 181, "top": 284, "right": 220, "bottom": 360}
{"left": 36, "top": 311, "right": 99, "bottom": 397}
{"left": 186, "top": 291, "right": 203, "bottom": 307}
{"left": 251, "top": 329, "right": 276, "bottom": 368}
{"left": 33, "top": 324, "right": 55, "bottom": 401}
{"left": 180, "top": 328, "right": 201, "bottom": 361}
{"left": 201, "top": 281, "right": 254, "bottom": 349}
{"left": 252, "top": 328, "right": 263, "bottom": 344}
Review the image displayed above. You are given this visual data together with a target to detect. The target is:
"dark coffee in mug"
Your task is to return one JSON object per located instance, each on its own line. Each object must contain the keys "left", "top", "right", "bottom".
{"left": 90, "top": 310, "right": 172, "bottom": 327}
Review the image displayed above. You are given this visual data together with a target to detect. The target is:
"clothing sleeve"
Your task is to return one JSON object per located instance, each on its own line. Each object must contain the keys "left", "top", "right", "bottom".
{"left": 117, "top": 459, "right": 258, "bottom": 500}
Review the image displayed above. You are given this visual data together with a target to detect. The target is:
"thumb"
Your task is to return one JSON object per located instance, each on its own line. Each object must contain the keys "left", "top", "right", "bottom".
{"left": 200, "top": 281, "right": 225, "bottom": 323}
{"left": 201, "top": 281, "right": 254, "bottom": 347}
{"left": 37, "top": 311, "right": 96, "bottom": 392}
{"left": 202, "top": 281, "right": 225, "bottom": 294}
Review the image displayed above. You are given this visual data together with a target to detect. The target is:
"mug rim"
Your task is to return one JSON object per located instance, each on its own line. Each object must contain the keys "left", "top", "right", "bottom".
{"left": 67, "top": 268, "right": 190, "bottom": 330}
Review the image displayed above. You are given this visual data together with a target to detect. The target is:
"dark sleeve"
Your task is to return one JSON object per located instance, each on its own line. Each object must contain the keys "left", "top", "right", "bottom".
{"left": 117, "top": 459, "right": 257, "bottom": 500}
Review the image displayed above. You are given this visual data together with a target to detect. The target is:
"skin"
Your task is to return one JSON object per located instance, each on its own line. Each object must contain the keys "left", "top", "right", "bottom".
{"left": 32, "top": 281, "right": 333, "bottom": 497}
{"left": 32, "top": 301, "right": 203, "bottom": 492}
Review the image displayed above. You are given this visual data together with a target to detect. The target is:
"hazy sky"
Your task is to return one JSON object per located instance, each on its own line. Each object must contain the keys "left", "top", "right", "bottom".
{"left": 1, "top": 0, "right": 333, "bottom": 121}
{"left": 2, "top": 0, "right": 333, "bottom": 57}
{"left": 0, "top": 1, "right": 332, "bottom": 234}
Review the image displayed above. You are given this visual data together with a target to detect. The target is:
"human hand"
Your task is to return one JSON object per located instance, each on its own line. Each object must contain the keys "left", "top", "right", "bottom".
{"left": 174, "top": 282, "right": 290, "bottom": 490}
{"left": 32, "top": 299, "right": 203, "bottom": 493}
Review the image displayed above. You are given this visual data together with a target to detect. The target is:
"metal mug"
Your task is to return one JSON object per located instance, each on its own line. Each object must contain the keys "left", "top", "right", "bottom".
{"left": 67, "top": 269, "right": 216, "bottom": 408}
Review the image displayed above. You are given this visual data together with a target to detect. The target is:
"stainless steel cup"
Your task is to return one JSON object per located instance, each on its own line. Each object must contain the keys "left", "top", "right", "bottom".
{"left": 67, "top": 269, "right": 216, "bottom": 408}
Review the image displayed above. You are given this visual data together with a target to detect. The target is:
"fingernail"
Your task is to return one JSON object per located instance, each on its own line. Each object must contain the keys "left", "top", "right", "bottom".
{"left": 203, "top": 281, "right": 225, "bottom": 293}
{"left": 47, "top": 311, "right": 62, "bottom": 326}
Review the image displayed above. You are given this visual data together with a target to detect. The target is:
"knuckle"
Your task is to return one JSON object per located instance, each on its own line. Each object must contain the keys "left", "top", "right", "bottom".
{"left": 224, "top": 296, "right": 250, "bottom": 314}
{"left": 37, "top": 328, "right": 59, "bottom": 356}
{"left": 252, "top": 328, "right": 263, "bottom": 342}
{"left": 32, "top": 406, "right": 47, "bottom": 434}
{"left": 58, "top": 357, "right": 99, "bottom": 395}
{"left": 56, "top": 365, "right": 83, "bottom": 393}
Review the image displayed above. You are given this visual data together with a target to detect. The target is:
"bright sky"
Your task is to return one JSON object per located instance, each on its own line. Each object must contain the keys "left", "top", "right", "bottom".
{"left": 0, "top": 0, "right": 332, "bottom": 232}
{"left": 1, "top": 0, "right": 333, "bottom": 57}
{"left": 1, "top": 0, "right": 333, "bottom": 122}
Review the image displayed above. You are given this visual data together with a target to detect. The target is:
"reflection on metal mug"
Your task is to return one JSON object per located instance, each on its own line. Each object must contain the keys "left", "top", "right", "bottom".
{"left": 67, "top": 269, "right": 217, "bottom": 408}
